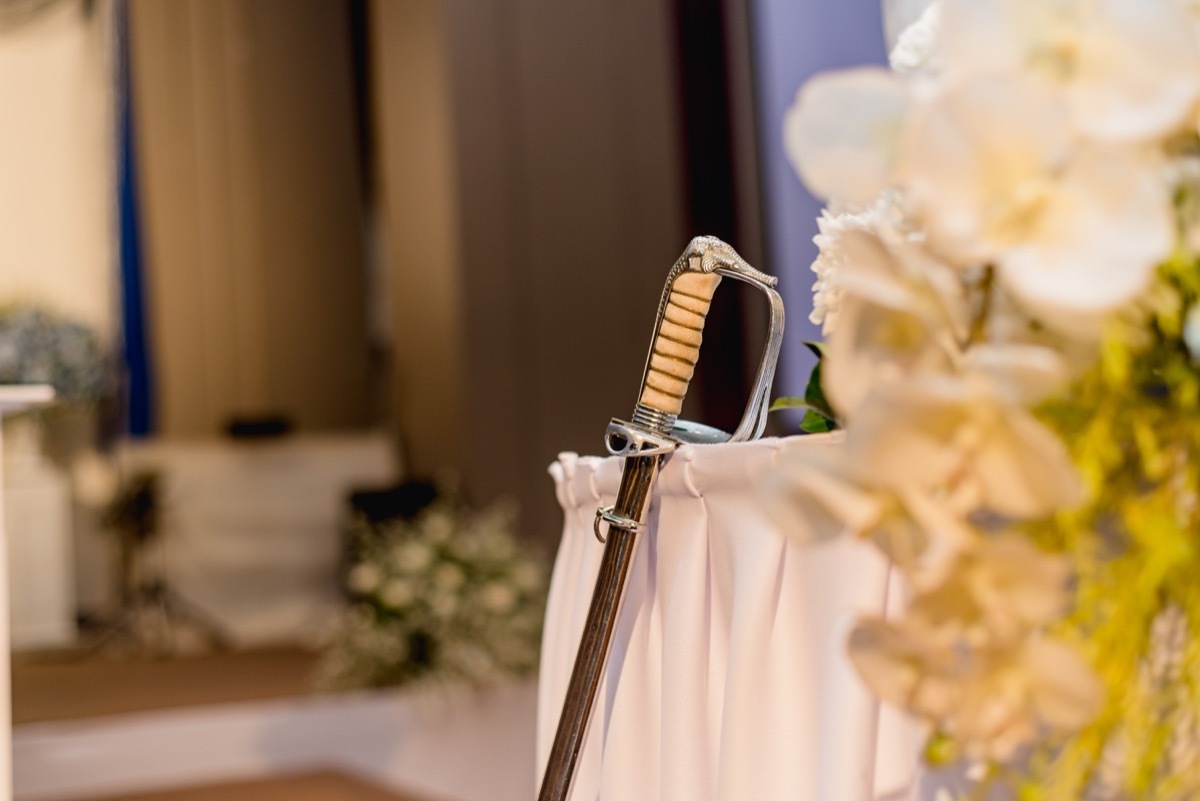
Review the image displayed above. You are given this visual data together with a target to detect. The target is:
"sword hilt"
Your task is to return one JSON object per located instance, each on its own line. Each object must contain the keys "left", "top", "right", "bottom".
{"left": 633, "top": 236, "right": 784, "bottom": 441}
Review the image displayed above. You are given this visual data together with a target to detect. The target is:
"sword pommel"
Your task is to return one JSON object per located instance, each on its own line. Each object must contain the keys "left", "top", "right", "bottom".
{"left": 684, "top": 234, "right": 777, "bottom": 287}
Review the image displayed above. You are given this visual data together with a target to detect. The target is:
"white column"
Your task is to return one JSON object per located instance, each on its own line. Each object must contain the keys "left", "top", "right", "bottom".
{"left": 0, "top": 386, "right": 55, "bottom": 801}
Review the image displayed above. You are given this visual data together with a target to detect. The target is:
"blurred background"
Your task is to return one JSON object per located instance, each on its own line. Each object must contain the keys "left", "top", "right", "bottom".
{"left": 0, "top": 0, "right": 896, "bottom": 799}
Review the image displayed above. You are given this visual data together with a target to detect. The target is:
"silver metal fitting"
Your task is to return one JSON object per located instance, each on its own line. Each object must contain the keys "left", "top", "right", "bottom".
{"left": 631, "top": 403, "right": 678, "bottom": 436}
{"left": 604, "top": 419, "right": 679, "bottom": 458}
{"left": 593, "top": 505, "right": 644, "bottom": 543}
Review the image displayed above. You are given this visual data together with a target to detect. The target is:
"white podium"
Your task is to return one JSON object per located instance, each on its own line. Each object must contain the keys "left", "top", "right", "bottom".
{"left": 3, "top": 414, "right": 76, "bottom": 651}
{"left": 0, "top": 386, "right": 55, "bottom": 801}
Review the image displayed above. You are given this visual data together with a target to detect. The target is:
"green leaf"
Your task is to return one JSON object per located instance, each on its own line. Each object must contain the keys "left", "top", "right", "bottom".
{"left": 922, "top": 732, "right": 958, "bottom": 767}
{"left": 799, "top": 409, "right": 836, "bottom": 434}
{"left": 769, "top": 396, "right": 808, "bottom": 412}
{"left": 803, "top": 356, "right": 837, "bottom": 422}
{"left": 769, "top": 340, "right": 840, "bottom": 433}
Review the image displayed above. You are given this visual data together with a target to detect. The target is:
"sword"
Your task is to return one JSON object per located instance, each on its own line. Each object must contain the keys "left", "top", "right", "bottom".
{"left": 537, "top": 236, "right": 785, "bottom": 801}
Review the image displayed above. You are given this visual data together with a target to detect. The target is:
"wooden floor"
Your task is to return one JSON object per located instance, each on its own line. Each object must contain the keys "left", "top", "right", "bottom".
{"left": 86, "top": 771, "right": 421, "bottom": 801}
{"left": 12, "top": 647, "right": 320, "bottom": 725}
{"left": 13, "top": 649, "right": 440, "bottom": 800}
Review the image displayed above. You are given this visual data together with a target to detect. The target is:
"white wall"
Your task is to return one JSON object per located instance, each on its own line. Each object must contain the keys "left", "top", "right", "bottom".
{"left": 0, "top": 0, "right": 116, "bottom": 341}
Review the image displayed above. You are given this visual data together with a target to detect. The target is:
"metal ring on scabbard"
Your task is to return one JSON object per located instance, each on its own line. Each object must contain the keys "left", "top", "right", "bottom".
{"left": 593, "top": 506, "right": 644, "bottom": 544}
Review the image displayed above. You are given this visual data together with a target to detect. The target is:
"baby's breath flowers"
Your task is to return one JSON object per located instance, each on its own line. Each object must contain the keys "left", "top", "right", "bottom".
{"left": 317, "top": 498, "right": 547, "bottom": 692}
{"left": 769, "top": 0, "right": 1200, "bottom": 795}
{"left": 0, "top": 306, "right": 109, "bottom": 403}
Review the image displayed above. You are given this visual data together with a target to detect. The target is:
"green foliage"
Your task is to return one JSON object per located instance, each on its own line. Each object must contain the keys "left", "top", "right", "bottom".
{"left": 1020, "top": 253, "right": 1200, "bottom": 799}
{"left": 772, "top": 341, "right": 839, "bottom": 434}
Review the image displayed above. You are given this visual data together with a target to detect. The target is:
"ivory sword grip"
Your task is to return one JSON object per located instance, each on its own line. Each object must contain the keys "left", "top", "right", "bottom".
{"left": 638, "top": 270, "right": 722, "bottom": 416}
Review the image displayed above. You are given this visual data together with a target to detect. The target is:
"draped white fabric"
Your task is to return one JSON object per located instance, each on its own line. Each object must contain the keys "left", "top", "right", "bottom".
{"left": 537, "top": 437, "right": 922, "bottom": 801}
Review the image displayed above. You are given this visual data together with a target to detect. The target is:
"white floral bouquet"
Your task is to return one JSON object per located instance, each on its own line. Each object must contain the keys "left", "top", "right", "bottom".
{"left": 770, "top": 0, "right": 1200, "bottom": 796}
{"left": 0, "top": 306, "right": 109, "bottom": 403}
{"left": 317, "top": 498, "right": 548, "bottom": 692}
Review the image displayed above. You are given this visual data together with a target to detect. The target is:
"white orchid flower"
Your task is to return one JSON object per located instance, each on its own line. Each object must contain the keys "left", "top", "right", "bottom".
{"left": 820, "top": 227, "right": 966, "bottom": 417}
{"left": 763, "top": 435, "right": 876, "bottom": 545}
{"left": 765, "top": 434, "right": 974, "bottom": 573}
{"left": 901, "top": 76, "right": 1173, "bottom": 321}
{"left": 951, "top": 637, "right": 1102, "bottom": 761}
{"left": 848, "top": 536, "right": 1102, "bottom": 762}
{"left": 764, "top": 436, "right": 916, "bottom": 558}
{"left": 848, "top": 613, "right": 962, "bottom": 723}
{"left": 847, "top": 371, "right": 1083, "bottom": 520}
{"left": 962, "top": 343, "right": 1068, "bottom": 406}
{"left": 784, "top": 67, "right": 911, "bottom": 205}
{"left": 900, "top": 75, "right": 1073, "bottom": 263}
{"left": 1020, "top": 636, "right": 1106, "bottom": 733}
{"left": 940, "top": 0, "right": 1200, "bottom": 143}
{"left": 908, "top": 535, "right": 1072, "bottom": 639}
{"left": 999, "top": 145, "right": 1174, "bottom": 327}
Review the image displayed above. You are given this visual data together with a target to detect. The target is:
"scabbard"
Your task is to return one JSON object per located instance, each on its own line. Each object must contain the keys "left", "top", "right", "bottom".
{"left": 537, "top": 454, "right": 658, "bottom": 801}
{"left": 535, "top": 237, "right": 783, "bottom": 801}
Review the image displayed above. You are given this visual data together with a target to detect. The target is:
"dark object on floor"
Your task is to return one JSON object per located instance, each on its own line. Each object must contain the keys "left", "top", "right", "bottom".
{"left": 348, "top": 480, "right": 439, "bottom": 525}
{"left": 225, "top": 415, "right": 294, "bottom": 439}
{"left": 88, "top": 470, "right": 229, "bottom": 656}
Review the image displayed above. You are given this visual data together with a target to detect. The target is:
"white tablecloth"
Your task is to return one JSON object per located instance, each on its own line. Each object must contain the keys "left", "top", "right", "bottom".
{"left": 538, "top": 437, "right": 922, "bottom": 801}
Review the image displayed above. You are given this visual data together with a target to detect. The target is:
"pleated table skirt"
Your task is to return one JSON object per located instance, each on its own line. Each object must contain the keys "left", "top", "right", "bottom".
{"left": 537, "top": 437, "right": 922, "bottom": 801}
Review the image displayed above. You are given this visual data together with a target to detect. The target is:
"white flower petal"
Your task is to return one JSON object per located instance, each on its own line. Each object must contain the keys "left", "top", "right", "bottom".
{"left": 939, "top": 0, "right": 1038, "bottom": 76}
{"left": 820, "top": 230, "right": 964, "bottom": 417}
{"left": 824, "top": 293, "right": 951, "bottom": 418}
{"left": 964, "top": 344, "right": 1067, "bottom": 406}
{"left": 1065, "top": 0, "right": 1200, "bottom": 142}
{"left": 764, "top": 436, "right": 882, "bottom": 543}
{"left": 848, "top": 617, "right": 954, "bottom": 715}
{"left": 972, "top": 404, "right": 1084, "bottom": 518}
{"left": 848, "top": 374, "right": 1082, "bottom": 519}
{"left": 943, "top": 0, "right": 1200, "bottom": 142}
{"left": 900, "top": 75, "right": 1073, "bottom": 262}
{"left": 1022, "top": 637, "right": 1104, "bottom": 730}
{"left": 1000, "top": 147, "right": 1172, "bottom": 319}
{"left": 784, "top": 67, "right": 911, "bottom": 204}
{"left": 847, "top": 377, "right": 970, "bottom": 493}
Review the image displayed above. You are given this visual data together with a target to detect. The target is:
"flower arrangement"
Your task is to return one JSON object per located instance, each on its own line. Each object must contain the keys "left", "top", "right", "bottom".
{"left": 316, "top": 497, "right": 548, "bottom": 692}
{"left": 770, "top": 0, "right": 1200, "bottom": 796}
{"left": 0, "top": 306, "right": 109, "bottom": 403}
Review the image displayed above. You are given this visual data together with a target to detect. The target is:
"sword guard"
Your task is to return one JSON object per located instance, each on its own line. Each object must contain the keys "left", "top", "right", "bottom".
{"left": 604, "top": 419, "right": 678, "bottom": 458}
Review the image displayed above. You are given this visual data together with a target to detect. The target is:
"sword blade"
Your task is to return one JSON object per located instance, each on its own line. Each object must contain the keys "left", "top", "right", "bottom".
{"left": 537, "top": 453, "right": 659, "bottom": 801}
